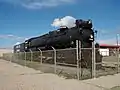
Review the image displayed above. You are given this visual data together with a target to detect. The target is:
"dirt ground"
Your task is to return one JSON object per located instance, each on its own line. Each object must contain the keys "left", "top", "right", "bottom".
{"left": 0, "top": 59, "right": 120, "bottom": 90}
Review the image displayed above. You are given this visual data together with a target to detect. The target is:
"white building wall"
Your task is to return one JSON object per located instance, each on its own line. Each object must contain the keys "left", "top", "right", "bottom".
{"left": 99, "top": 49, "right": 109, "bottom": 56}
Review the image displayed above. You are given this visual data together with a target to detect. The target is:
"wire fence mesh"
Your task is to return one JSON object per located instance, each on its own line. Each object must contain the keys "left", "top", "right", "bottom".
{"left": 2, "top": 44, "right": 120, "bottom": 80}
{"left": 96, "top": 48, "right": 120, "bottom": 78}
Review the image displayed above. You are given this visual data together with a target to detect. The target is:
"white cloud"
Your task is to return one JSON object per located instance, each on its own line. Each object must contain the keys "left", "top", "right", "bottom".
{"left": 21, "top": 0, "right": 76, "bottom": 9}
{"left": 0, "top": 34, "right": 25, "bottom": 40}
{"left": 51, "top": 16, "right": 76, "bottom": 28}
{"left": 1, "top": 0, "right": 76, "bottom": 9}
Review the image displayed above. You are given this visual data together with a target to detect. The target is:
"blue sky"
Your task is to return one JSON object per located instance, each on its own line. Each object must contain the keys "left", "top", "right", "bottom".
{"left": 0, "top": 0, "right": 120, "bottom": 48}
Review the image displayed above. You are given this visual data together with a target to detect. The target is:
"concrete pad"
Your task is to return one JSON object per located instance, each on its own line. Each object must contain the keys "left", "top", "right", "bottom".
{"left": 82, "top": 74, "right": 120, "bottom": 89}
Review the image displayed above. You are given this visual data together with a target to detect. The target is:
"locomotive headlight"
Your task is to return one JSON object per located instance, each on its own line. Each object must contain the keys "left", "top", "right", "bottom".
{"left": 89, "top": 35, "right": 94, "bottom": 41}
{"left": 90, "top": 35, "right": 93, "bottom": 38}
{"left": 88, "top": 19, "right": 92, "bottom": 24}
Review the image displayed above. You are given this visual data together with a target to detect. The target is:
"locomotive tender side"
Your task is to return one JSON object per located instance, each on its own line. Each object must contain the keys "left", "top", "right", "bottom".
{"left": 14, "top": 43, "right": 25, "bottom": 53}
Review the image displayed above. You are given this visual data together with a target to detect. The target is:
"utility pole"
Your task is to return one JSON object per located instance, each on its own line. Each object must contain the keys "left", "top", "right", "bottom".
{"left": 116, "top": 34, "right": 119, "bottom": 46}
{"left": 116, "top": 34, "right": 119, "bottom": 73}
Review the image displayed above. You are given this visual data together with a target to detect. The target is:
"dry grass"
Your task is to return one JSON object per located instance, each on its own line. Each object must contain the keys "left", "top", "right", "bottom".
{"left": 0, "top": 48, "right": 13, "bottom": 57}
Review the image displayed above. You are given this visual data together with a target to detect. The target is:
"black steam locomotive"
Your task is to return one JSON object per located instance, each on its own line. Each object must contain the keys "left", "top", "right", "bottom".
{"left": 14, "top": 19, "right": 102, "bottom": 69}
{"left": 14, "top": 19, "right": 94, "bottom": 52}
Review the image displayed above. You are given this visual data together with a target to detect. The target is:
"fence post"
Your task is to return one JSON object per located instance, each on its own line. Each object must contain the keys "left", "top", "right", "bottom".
{"left": 51, "top": 46, "right": 57, "bottom": 74}
{"left": 14, "top": 53, "right": 16, "bottom": 62}
{"left": 79, "top": 41, "right": 82, "bottom": 79}
{"left": 17, "top": 52, "right": 19, "bottom": 61}
{"left": 15, "top": 53, "right": 17, "bottom": 61}
{"left": 12, "top": 53, "right": 14, "bottom": 62}
{"left": 8, "top": 53, "right": 12, "bottom": 62}
{"left": 24, "top": 51, "right": 26, "bottom": 67}
{"left": 20, "top": 52, "right": 22, "bottom": 60}
{"left": 117, "top": 47, "right": 119, "bottom": 73}
{"left": 76, "top": 40, "right": 81, "bottom": 80}
{"left": 92, "top": 41, "right": 96, "bottom": 78}
{"left": 14, "top": 53, "right": 16, "bottom": 61}
{"left": 13, "top": 53, "right": 15, "bottom": 62}
{"left": 30, "top": 49, "right": 33, "bottom": 62}
{"left": 38, "top": 48, "right": 43, "bottom": 65}
{"left": 9, "top": 53, "right": 13, "bottom": 63}
{"left": 76, "top": 40, "right": 79, "bottom": 80}
{"left": 16, "top": 53, "right": 18, "bottom": 61}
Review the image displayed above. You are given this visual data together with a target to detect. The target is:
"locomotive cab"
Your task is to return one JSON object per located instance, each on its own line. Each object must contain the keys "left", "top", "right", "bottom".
{"left": 75, "top": 19, "right": 92, "bottom": 29}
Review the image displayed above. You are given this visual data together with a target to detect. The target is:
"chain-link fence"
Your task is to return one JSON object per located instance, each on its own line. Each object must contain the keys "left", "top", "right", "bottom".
{"left": 2, "top": 41, "right": 120, "bottom": 80}
{"left": 96, "top": 48, "right": 120, "bottom": 77}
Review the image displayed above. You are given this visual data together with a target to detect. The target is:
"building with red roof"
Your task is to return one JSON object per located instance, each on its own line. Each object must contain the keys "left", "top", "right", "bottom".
{"left": 100, "top": 44, "right": 120, "bottom": 49}
{"left": 99, "top": 44, "right": 120, "bottom": 56}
